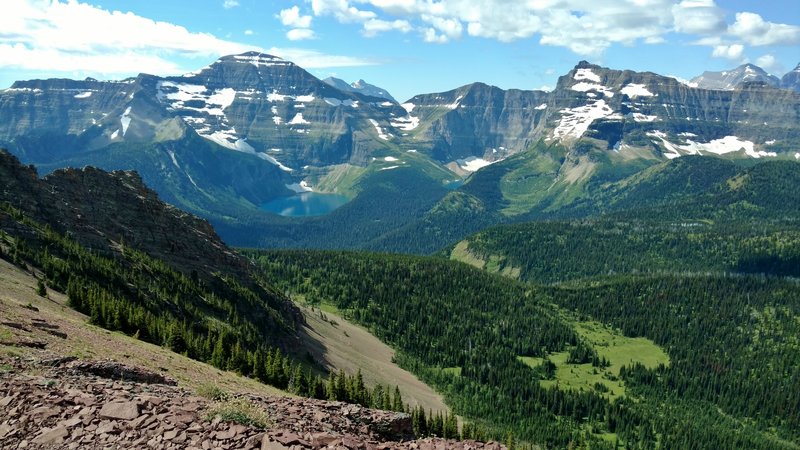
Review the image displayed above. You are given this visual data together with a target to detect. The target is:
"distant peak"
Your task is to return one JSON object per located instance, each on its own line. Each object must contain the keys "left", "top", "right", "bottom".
{"left": 575, "top": 60, "right": 597, "bottom": 69}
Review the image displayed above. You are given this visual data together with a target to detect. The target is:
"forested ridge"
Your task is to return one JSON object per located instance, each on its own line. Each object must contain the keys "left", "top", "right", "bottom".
{"left": 455, "top": 219, "right": 800, "bottom": 284}
{"left": 0, "top": 202, "right": 428, "bottom": 414}
{"left": 251, "top": 249, "right": 800, "bottom": 449}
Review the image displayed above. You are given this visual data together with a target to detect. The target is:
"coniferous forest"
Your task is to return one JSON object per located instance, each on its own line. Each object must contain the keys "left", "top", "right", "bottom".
{"left": 250, "top": 248, "right": 800, "bottom": 449}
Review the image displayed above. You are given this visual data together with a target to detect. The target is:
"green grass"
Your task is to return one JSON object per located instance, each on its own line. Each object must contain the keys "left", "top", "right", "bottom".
{"left": 450, "top": 241, "right": 520, "bottom": 279}
{"left": 291, "top": 293, "right": 343, "bottom": 316}
{"left": 427, "top": 366, "right": 462, "bottom": 378}
{"left": 206, "top": 396, "right": 272, "bottom": 429}
{"left": 523, "top": 320, "right": 670, "bottom": 401}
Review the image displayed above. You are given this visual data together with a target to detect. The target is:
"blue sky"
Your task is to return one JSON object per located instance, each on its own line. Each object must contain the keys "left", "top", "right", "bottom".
{"left": 1, "top": 0, "right": 798, "bottom": 102}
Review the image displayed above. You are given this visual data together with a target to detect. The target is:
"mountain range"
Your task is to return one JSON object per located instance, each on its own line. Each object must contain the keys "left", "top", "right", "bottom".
{"left": 1, "top": 53, "right": 799, "bottom": 252}
{"left": 690, "top": 62, "right": 800, "bottom": 92}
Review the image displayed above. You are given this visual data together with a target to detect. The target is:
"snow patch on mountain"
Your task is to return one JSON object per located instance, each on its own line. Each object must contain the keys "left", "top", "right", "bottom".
{"left": 553, "top": 99, "right": 622, "bottom": 140}
{"left": 647, "top": 132, "right": 775, "bottom": 159}
{"left": 620, "top": 84, "right": 655, "bottom": 97}
{"left": 167, "top": 150, "right": 180, "bottom": 169}
{"left": 267, "top": 91, "right": 288, "bottom": 102}
{"left": 401, "top": 103, "right": 416, "bottom": 113}
{"left": 286, "top": 180, "right": 313, "bottom": 193}
{"left": 257, "top": 153, "right": 294, "bottom": 172}
{"left": 574, "top": 68, "right": 601, "bottom": 83}
{"left": 448, "top": 95, "right": 464, "bottom": 110}
{"left": 120, "top": 107, "right": 132, "bottom": 137}
{"left": 457, "top": 156, "right": 496, "bottom": 172}
{"left": 571, "top": 82, "right": 614, "bottom": 97}
{"left": 369, "top": 119, "right": 391, "bottom": 140}
{"left": 390, "top": 115, "right": 420, "bottom": 131}
{"left": 535, "top": 103, "right": 548, "bottom": 110}
{"left": 324, "top": 98, "right": 358, "bottom": 107}
{"left": 288, "top": 113, "right": 309, "bottom": 125}
{"left": 232, "top": 54, "right": 291, "bottom": 68}
{"left": 207, "top": 88, "right": 236, "bottom": 110}
{"left": 74, "top": 91, "right": 92, "bottom": 99}
{"left": 380, "top": 165, "right": 400, "bottom": 171}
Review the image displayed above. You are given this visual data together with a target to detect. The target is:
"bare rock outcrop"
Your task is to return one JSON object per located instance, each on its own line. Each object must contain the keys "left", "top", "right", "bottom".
{"left": 0, "top": 356, "right": 505, "bottom": 450}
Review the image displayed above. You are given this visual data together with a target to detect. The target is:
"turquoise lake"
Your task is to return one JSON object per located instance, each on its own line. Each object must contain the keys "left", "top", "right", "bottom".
{"left": 260, "top": 192, "right": 349, "bottom": 217}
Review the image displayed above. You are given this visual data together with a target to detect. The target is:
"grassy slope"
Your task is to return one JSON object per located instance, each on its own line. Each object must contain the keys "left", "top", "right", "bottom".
{"left": 0, "top": 258, "right": 283, "bottom": 397}
{"left": 298, "top": 303, "right": 449, "bottom": 414}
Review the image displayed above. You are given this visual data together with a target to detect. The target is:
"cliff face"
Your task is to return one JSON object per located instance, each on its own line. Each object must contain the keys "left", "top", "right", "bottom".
{"left": 401, "top": 83, "right": 549, "bottom": 162}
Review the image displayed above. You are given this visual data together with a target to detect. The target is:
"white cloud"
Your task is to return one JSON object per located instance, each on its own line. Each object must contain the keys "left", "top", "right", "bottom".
{"left": 311, "top": 0, "right": 376, "bottom": 23}
{"left": 287, "top": 28, "right": 316, "bottom": 41}
{"left": 223, "top": 0, "right": 239, "bottom": 9}
{"left": 711, "top": 44, "right": 744, "bottom": 60}
{"left": 0, "top": 0, "right": 377, "bottom": 78}
{"left": 423, "top": 28, "right": 448, "bottom": 44}
{"left": 729, "top": 12, "right": 800, "bottom": 46}
{"left": 308, "top": 0, "right": 677, "bottom": 55}
{"left": 244, "top": 29, "right": 254, "bottom": 36}
{"left": 755, "top": 54, "right": 781, "bottom": 74}
{"left": 0, "top": 0, "right": 253, "bottom": 75}
{"left": 672, "top": 0, "right": 725, "bottom": 34}
{"left": 266, "top": 47, "right": 378, "bottom": 68}
{"left": 363, "top": 18, "right": 412, "bottom": 37}
{"left": 279, "top": 6, "right": 313, "bottom": 28}
{"left": 303, "top": 0, "right": 800, "bottom": 61}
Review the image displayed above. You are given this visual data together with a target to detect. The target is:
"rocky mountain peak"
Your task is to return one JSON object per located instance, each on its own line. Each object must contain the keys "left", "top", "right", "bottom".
{"left": 322, "top": 76, "right": 397, "bottom": 102}
{"left": 575, "top": 60, "right": 597, "bottom": 69}
{"left": 781, "top": 63, "right": 800, "bottom": 92}
{"left": 690, "top": 63, "right": 780, "bottom": 90}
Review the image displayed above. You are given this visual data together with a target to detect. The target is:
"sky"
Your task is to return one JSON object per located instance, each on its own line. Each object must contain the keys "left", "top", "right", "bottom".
{"left": 0, "top": 0, "right": 798, "bottom": 102}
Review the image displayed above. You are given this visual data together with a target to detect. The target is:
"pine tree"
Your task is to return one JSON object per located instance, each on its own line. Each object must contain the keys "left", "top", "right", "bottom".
{"left": 327, "top": 372, "right": 337, "bottom": 401}
{"left": 392, "top": 386, "right": 404, "bottom": 412}
{"left": 444, "top": 412, "right": 458, "bottom": 439}
{"left": 336, "top": 369, "right": 347, "bottom": 402}
{"left": 36, "top": 278, "right": 46, "bottom": 297}
{"left": 210, "top": 334, "right": 227, "bottom": 369}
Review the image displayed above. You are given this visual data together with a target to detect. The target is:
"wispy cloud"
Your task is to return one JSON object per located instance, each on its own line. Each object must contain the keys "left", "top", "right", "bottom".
{"left": 222, "top": 0, "right": 239, "bottom": 9}
{"left": 0, "top": 0, "right": 376, "bottom": 78}
{"left": 0, "top": 0, "right": 252, "bottom": 75}
{"left": 267, "top": 47, "right": 379, "bottom": 68}
{"left": 305, "top": 0, "right": 800, "bottom": 59}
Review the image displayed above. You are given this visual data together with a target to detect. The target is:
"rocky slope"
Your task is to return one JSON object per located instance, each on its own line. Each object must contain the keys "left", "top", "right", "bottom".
{"left": 0, "top": 356, "right": 498, "bottom": 450}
